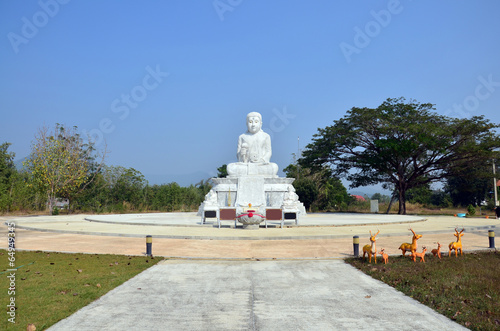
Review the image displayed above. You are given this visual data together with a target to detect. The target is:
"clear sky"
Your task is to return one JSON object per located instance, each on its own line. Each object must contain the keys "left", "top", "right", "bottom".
{"left": 1, "top": 1, "right": 500, "bottom": 193}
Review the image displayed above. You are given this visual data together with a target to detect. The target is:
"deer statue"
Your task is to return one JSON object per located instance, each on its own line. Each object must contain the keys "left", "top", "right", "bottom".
{"left": 412, "top": 246, "right": 427, "bottom": 262}
{"left": 398, "top": 228, "right": 423, "bottom": 256}
{"left": 431, "top": 242, "right": 442, "bottom": 259}
{"left": 448, "top": 228, "right": 465, "bottom": 257}
{"left": 362, "top": 230, "right": 380, "bottom": 263}
{"left": 379, "top": 248, "right": 389, "bottom": 264}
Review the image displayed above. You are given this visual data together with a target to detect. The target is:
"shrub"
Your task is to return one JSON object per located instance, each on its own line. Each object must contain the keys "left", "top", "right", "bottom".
{"left": 52, "top": 206, "right": 59, "bottom": 215}
{"left": 467, "top": 204, "right": 476, "bottom": 216}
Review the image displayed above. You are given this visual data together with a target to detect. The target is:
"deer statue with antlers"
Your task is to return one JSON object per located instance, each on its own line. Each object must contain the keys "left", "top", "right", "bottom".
{"left": 431, "top": 242, "right": 442, "bottom": 259}
{"left": 412, "top": 246, "right": 427, "bottom": 262}
{"left": 448, "top": 228, "right": 465, "bottom": 257}
{"left": 362, "top": 230, "right": 380, "bottom": 263}
{"left": 398, "top": 228, "right": 422, "bottom": 256}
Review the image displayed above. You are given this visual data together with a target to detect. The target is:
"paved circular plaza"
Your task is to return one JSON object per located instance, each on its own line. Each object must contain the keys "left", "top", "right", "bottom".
{"left": 2, "top": 212, "right": 497, "bottom": 258}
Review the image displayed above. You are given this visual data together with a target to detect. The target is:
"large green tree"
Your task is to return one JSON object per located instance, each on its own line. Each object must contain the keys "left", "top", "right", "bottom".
{"left": 24, "top": 124, "right": 106, "bottom": 213}
{"left": 284, "top": 163, "right": 351, "bottom": 211}
{"left": 445, "top": 162, "right": 494, "bottom": 207}
{"left": 103, "top": 165, "right": 147, "bottom": 207}
{"left": 299, "top": 97, "right": 500, "bottom": 214}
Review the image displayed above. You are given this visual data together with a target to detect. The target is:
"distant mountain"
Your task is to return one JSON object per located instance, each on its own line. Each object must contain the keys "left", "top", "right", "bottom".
{"left": 349, "top": 190, "right": 369, "bottom": 198}
{"left": 349, "top": 186, "right": 391, "bottom": 199}
{"left": 145, "top": 171, "right": 214, "bottom": 187}
{"left": 14, "top": 157, "right": 27, "bottom": 170}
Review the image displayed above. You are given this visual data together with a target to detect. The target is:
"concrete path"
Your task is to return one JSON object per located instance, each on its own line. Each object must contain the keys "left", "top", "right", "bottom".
{"left": 48, "top": 259, "right": 467, "bottom": 331}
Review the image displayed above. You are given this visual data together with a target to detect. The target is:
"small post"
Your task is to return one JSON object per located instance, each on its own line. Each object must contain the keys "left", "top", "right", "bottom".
{"left": 353, "top": 236, "right": 359, "bottom": 257}
{"left": 488, "top": 230, "right": 495, "bottom": 249}
{"left": 146, "top": 235, "right": 153, "bottom": 256}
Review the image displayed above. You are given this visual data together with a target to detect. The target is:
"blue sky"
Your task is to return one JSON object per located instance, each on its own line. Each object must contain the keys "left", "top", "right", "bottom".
{"left": 1, "top": 1, "right": 500, "bottom": 194}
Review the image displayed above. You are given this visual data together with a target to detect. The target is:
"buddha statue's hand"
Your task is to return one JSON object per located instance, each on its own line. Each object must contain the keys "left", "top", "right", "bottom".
{"left": 239, "top": 146, "right": 249, "bottom": 163}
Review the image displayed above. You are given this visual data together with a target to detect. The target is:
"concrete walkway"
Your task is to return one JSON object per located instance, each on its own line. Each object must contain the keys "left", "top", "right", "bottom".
{"left": 47, "top": 260, "right": 468, "bottom": 331}
{"left": 1, "top": 213, "right": 497, "bottom": 330}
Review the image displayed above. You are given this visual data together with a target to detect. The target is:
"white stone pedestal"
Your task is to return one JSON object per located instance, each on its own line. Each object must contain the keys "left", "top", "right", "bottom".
{"left": 197, "top": 176, "right": 306, "bottom": 223}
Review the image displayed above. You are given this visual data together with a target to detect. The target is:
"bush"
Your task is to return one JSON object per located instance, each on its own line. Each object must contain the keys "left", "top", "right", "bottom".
{"left": 467, "top": 204, "right": 476, "bottom": 216}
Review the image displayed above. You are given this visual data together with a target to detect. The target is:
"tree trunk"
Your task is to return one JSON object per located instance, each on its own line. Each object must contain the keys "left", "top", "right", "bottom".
{"left": 47, "top": 194, "right": 53, "bottom": 214}
{"left": 386, "top": 195, "right": 395, "bottom": 214}
{"left": 398, "top": 187, "right": 406, "bottom": 215}
{"left": 47, "top": 188, "right": 55, "bottom": 215}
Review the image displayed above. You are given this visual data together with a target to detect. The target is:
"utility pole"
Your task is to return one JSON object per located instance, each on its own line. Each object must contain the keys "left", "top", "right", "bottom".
{"left": 297, "top": 136, "right": 300, "bottom": 156}
{"left": 494, "top": 159, "right": 498, "bottom": 206}
{"left": 297, "top": 136, "right": 300, "bottom": 180}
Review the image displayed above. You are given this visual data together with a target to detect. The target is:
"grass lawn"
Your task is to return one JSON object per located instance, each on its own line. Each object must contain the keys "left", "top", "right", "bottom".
{"left": 346, "top": 251, "right": 500, "bottom": 331}
{"left": 1, "top": 250, "right": 161, "bottom": 331}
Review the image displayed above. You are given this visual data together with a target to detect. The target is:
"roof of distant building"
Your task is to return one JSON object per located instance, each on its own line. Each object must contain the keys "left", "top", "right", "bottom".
{"left": 352, "top": 195, "right": 366, "bottom": 201}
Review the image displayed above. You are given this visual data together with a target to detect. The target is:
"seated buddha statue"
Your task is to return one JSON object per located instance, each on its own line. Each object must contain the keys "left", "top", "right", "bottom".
{"left": 227, "top": 112, "right": 279, "bottom": 177}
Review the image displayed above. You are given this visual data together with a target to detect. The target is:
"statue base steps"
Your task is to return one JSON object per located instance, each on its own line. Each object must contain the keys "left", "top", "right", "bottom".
{"left": 197, "top": 176, "right": 306, "bottom": 224}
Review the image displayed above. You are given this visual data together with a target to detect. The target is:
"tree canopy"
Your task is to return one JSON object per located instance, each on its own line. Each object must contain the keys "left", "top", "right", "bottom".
{"left": 0, "top": 143, "right": 15, "bottom": 188}
{"left": 24, "top": 124, "right": 106, "bottom": 213}
{"left": 0, "top": 143, "right": 16, "bottom": 212}
{"left": 299, "top": 97, "right": 500, "bottom": 214}
{"left": 283, "top": 163, "right": 352, "bottom": 211}
{"left": 217, "top": 164, "right": 228, "bottom": 178}
{"left": 444, "top": 162, "right": 493, "bottom": 207}
{"left": 1, "top": 126, "right": 211, "bottom": 214}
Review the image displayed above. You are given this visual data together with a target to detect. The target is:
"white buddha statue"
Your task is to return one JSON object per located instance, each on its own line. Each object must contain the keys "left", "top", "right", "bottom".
{"left": 227, "top": 112, "right": 279, "bottom": 177}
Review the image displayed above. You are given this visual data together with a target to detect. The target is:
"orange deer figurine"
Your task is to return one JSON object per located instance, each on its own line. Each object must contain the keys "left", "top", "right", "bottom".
{"left": 431, "top": 242, "right": 442, "bottom": 259}
{"left": 398, "top": 228, "right": 422, "bottom": 256}
{"left": 379, "top": 248, "right": 389, "bottom": 264}
{"left": 412, "top": 246, "right": 427, "bottom": 262}
{"left": 448, "top": 228, "right": 465, "bottom": 257}
{"left": 362, "top": 230, "right": 380, "bottom": 263}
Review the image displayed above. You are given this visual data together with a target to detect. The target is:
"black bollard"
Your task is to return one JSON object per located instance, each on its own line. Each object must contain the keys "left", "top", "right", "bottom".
{"left": 146, "top": 235, "right": 153, "bottom": 256}
{"left": 488, "top": 230, "right": 495, "bottom": 249}
{"left": 353, "top": 236, "right": 359, "bottom": 257}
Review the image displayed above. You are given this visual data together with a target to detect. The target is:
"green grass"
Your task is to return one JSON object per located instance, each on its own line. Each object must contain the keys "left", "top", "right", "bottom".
{"left": 346, "top": 251, "right": 500, "bottom": 330}
{"left": 0, "top": 250, "right": 161, "bottom": 331}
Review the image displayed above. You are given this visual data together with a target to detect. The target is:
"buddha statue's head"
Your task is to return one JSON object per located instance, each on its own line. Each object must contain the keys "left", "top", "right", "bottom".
{"left": 246, "top": 112, "right": 262, "bottom": 134}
